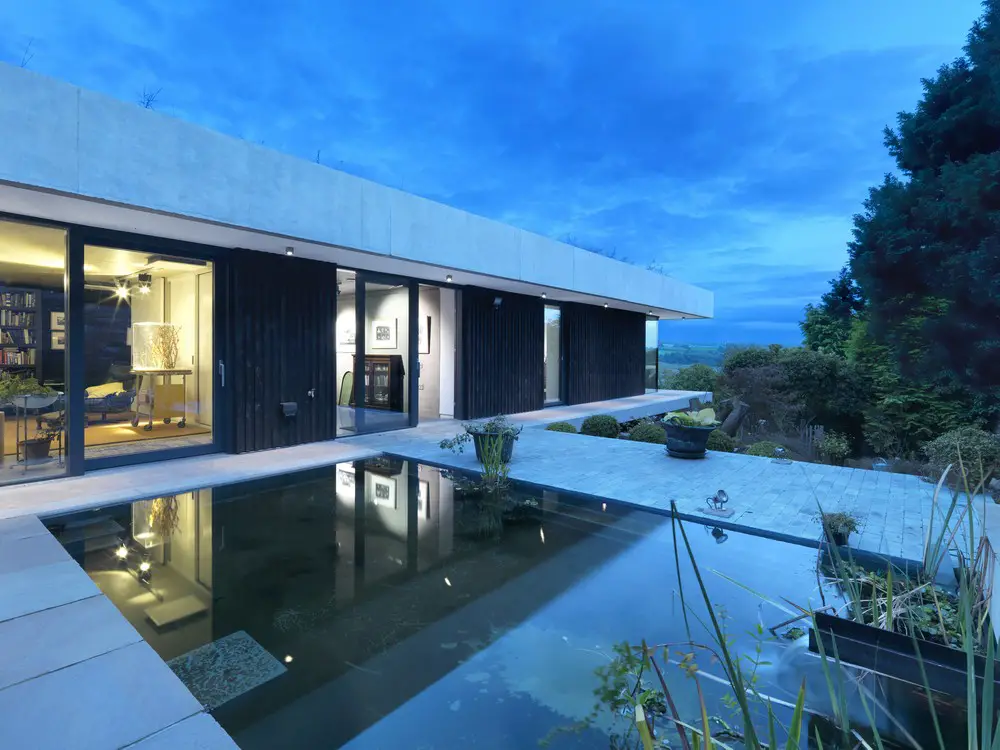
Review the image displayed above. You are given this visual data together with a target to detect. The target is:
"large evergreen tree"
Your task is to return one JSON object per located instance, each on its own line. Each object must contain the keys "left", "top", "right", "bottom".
{"left": 848, "top": 0, "right": 1000, "bottom": 427}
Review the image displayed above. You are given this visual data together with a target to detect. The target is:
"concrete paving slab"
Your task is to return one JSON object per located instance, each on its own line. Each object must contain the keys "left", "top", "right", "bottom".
{"left": 124, "top": 713, "right": 239, "bottom": 750}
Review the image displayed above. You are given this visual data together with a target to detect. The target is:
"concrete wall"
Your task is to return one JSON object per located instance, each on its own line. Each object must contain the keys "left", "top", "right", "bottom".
{"left": 0, "top": 63, "right": 713, "bottom": 319}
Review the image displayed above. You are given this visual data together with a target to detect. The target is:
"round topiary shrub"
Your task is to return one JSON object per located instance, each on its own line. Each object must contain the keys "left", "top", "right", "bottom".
{"left": 628, "top": 421, "right": 666, "bottom": 445}
{"left": 924, "top": 426, "right": 1000, "bottom": 491}
{"left": 545, "top": 421, "right": 577, "bottom": 434}
{"left": 818, "top": 430, "right": 851, "bottom": 465}
{"left": 581, "top": 414, "right": 621, "bottom": 439}
{"left": 746, "top": 441, "right": 785, "bottom": 458}
{"left": 706, "top": 429, "right": 736, "bottom": 453}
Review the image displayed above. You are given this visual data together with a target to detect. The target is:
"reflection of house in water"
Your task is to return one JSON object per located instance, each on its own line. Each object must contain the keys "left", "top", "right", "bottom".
{"left": 48, "top": 459, "right": 641, "bottom": 747}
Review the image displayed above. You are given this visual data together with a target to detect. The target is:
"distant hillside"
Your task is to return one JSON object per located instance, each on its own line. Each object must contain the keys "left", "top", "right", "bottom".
{"left": 657, "top": 343, "right": 725, "bottom": 370}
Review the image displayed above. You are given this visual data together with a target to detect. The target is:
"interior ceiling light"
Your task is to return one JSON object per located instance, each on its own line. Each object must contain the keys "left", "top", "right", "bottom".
{"left": 137, "top": 273, "right": 152, "bottom": 294}
{"left": 115, "top": 284, "right": 129, "bottom": 299}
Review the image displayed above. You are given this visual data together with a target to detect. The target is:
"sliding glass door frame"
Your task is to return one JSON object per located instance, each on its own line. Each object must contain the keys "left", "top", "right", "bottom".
{"left": 348, "top": 270, "right": 419, "bottom": 435}
{"left": 67, "top": 224, "right": 227, "bottom": 474}
{"left": 543, "top": 302, "right": 566, "bottom": 407}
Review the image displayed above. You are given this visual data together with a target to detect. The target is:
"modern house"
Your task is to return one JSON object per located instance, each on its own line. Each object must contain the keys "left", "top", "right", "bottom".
{"left": 0, "top": 62, "right": 713, "bottom": 487}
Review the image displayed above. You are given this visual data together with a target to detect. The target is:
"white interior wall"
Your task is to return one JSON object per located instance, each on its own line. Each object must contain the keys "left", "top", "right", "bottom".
{"left": 196, "top": 271, "right": 213, "bottom": 426}
{"left": 166, "top": 274, "right": 196, "bottom": 408}
{"left": 438, "top": 288, "right": 456, "bottom": 419}
{"left": 417, "top": 287, "right": 440, "bottom": 419}
{"left": 365, "top": 287, "right": 409, "bottom": 412}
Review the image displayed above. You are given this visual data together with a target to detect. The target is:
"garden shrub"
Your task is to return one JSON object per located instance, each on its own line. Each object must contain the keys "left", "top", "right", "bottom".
{"left": 581, "top": 414, "right": 621, "bottom": 438}
{"left": 706, "top": 430, "right": 736, "bottom": 452}
{"left": 628, "top": 421, "right": 665, "bottom": 445}
{"left": 721, "top": 345, "right": 781, "bottom": 375}
{"left": 666, "top": 363, "right": 718, "bottom": 394}
{"left": 545, "top": 421, "right": 577, "bottom": 434}
{"left": 746, "top": 441, "right": 785, "bottom": 458}
{"left": 818, "top": 431, "right": 851, "bottom": 465}
{"left": 924, "top": 426, "right": 1000, "bottom": 491}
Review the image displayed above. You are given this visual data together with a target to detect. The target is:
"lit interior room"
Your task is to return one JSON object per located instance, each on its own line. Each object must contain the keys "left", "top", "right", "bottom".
{"left": 335, "top": 270, "right": 454, "bottom": 436}
{"left": 82, "top": 245, "right": 214, "bottom": 458}
{"left": 0, "top": 218, "right": 69, "bottom": 484}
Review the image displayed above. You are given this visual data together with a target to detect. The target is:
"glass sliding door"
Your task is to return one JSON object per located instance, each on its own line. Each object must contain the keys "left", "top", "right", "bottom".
{"left": 358, "top": 278, "right": 411, "bottom": 432}
{"left": 82, "top": 244, "right": 215, "bottom": 461}
{"left": 335, "top": 269, "right": 358, "bottom": 436}
{"left": 0, "top": 219, "right": 69, "bottom": 485}
{"left": 544, "top": 304, "right": 562, "bottom": 405}
{"left": 645, "top": 317, "right": 659, "bottom": 391}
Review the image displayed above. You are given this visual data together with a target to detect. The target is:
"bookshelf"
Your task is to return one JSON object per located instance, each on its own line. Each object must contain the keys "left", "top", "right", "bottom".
{"left": 0, "top": 286, "right": 42, "bottom": 381}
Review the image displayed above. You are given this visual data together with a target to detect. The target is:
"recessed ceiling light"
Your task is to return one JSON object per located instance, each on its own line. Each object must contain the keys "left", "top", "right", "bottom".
{"left": 446, "top": 274, "right": 453, "bottom": 283}
{"left": 285, "top": 246, "right": 294, "bottom": 256}
{"left": 541, "top": 292, "right": 547, "bottom": 299}
{"left": 603, "top": 303, "right": 608, "bottom": 309}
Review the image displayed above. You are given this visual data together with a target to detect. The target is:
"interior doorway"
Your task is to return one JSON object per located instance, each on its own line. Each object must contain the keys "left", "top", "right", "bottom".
{"left": 417, "top": 284, "right": 456, "bottom": 421}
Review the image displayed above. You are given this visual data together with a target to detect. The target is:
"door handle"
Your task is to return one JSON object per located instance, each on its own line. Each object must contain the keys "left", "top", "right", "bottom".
{"left": 307, "top": 388, "right": 316, "bottom": 399}
{"left": 218, "top": 360, "right": 225, "bottom": 388}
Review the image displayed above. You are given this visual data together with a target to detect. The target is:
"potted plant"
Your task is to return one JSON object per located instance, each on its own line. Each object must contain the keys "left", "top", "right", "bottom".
{"left": 820, "top": 511, "right": 858, "bottom": 547}
{"left": 660, "top": 408, "right": 720, "bottom": 459}
{"left": 21, "top": 423, "right": 60, "bottom": 462}
{"left": 439, "top": 415, "right": 523, "bottom": 463}
{"left": 0, "top": 373, "right": 57, "bottom": 411}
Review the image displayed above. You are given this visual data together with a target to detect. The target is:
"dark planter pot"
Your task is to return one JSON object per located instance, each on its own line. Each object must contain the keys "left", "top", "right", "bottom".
{"left": 20, "top": 437, "right": 52, "bottom": 462}
{"left": 809, "top": 611, "right": 1000, "bottom": 704}
{"left": 827, "top": 530, "right": 850, "bottom": 547}
{"left": 470, "top": 431, "right": 516, "bottom": 463}
{"left": 661, "top": 422, "right": 715, "bottom": 459}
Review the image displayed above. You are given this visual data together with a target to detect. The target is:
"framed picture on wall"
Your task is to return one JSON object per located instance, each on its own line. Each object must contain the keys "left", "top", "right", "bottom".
{"left": 50, "top": 311, "right": 65, "bottom": 331}
{"left": 418, "top": 315, "right": 431, "bottom": 355}
{"left": 416, "top": 479, "right": 431, "bottom": 518}
{"left": 50, "top": 331, "right": 65, "bottom": 351}
{"left": 371, "top": 319, "right": 397, "bottom": 349}
{"left": 371, "top": 475, "right": 397, "bottom": 508}
{"left": 338, "top": 325, "right": 356, "bottom": 353}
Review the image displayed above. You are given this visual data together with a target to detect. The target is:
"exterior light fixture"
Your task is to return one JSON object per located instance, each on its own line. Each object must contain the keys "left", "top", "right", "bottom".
{"left": 115, "top": 545, "right": 128, "bottom": 560}
{"left": 707, "top": 490, "right": 729, "bottom": 512}
{"left": 601, "top": 502, "right": 607, "bottom": 512}
{"left": 772, "top": 447, "right": 792, "bottom": 465}
{"left": 603, "top": 303, "right": 608, "bottom": 309}
{"left": 137, "top": 273, "right": 152, "bottom": 295}
{"left": 711, "top": 527, "right": 729, "bottom": 544}
{"left": 541, "top": 292, "right": 547, "bottom": 299}
{"left": 446, "top": 274, "right": 453, "bottom": 283}
{"left": 284, "top": 655, "right": 294, "bottom": 664}
{"left": 493, "top": 296, "right": 503, "bottom": 308}
{"left": 285, "top": 246, "right": 294, "bottom": 256}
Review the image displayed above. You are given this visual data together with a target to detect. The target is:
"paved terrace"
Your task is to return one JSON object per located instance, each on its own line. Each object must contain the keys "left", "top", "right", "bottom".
{"left": 0, "top": 389, "right": 961, "bottom": 749}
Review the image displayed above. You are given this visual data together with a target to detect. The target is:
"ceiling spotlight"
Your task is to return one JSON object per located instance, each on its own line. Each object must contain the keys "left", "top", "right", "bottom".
{"left": 285, "top": 246, "right": 294, "bottom": 256}
{"left": 445, "top": 274, "right": 453, "bottom": 283}
{"left": 541, "top": 292, "right": 547, "bottom": 299}
{"left": 115, "top": 284, "right": 129, "bottom": 300}
{"left": 603, "top": 303, "right": 608, "bottom": 309}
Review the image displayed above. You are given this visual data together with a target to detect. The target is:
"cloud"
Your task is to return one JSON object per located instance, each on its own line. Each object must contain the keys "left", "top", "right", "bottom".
{"left": 0, "top": 0, "right": 982, "bottom": 345}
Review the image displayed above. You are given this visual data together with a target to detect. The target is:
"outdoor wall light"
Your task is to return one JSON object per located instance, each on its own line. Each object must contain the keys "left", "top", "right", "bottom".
{"left": 446, "top": 274, "right": 453, "bottom": 283}
{"left": 711, "top": 527, "right": 729, "bottom": 544}
{"left": 493, "top": 296, "right": 503, "bottom": 307}
{"left": 772, "top": 447, "right": 793, "bottom": 465}
{"left": 285, "top": 246, "right": 295, "bottom": 256}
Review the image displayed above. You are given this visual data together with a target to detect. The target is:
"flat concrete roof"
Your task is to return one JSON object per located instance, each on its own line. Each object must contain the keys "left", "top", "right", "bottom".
{"left": 0, "top": 63, "right": 712, "bottom": 320}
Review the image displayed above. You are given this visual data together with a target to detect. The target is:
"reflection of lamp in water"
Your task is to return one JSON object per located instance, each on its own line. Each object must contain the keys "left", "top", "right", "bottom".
{"left": 115, "top": 544, "right": 129, "bottom": 561}
{"left": 138, "top": 559, "right": 152, "bottom": 583}
{"left": 711, "top": 527, "right": 729, "bottom": 544}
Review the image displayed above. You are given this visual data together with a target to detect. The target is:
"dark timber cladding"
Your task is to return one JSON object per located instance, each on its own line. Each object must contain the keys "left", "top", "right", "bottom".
{"left": 461, "top": 288, "right": 544, "bottom": 418}
{"left": 224, "top": 249, "right": 338, "bottom": 452}
{"left": 563, "top": 302, "right": 645, "bottom": 404}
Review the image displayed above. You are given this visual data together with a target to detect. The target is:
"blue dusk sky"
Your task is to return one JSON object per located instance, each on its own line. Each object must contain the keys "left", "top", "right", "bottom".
{"left": 0, "top": 1, "right": 983, "bottom": 345}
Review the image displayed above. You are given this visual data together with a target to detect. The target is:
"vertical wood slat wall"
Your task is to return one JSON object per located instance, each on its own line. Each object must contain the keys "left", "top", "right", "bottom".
{"left": 563, "top": 302, "right": 645, "bottom": 405}
{"left": 460, "top": 288, "right": 544, "bottom": 419}
{"left": 224, "top": 249, "right": 338, "bottom": 453}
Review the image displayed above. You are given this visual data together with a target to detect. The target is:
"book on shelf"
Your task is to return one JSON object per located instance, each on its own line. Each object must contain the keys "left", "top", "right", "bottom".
{"left": 0, "top": 291, "right": 37, "bottom": 309}
{"left": 0, "top": 349, "right": 36, "bottom": 366}
{"left": 0, "top": 310, "right": 35, "bottom": 327}
{"left": 0, "top": 328, "right": 34, "bottom": 346}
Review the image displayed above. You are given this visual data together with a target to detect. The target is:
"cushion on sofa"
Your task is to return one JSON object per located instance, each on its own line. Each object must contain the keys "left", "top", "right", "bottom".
{"left": 85, "top": 382, "right": 125, "bottom": 398}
